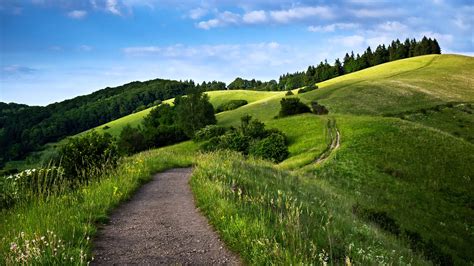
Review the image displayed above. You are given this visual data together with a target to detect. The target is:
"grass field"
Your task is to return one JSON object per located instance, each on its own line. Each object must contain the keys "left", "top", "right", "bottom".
{"left": 2, "top": 54, "right": 473, "bottom": 264}
{"left": 0, "top": 141, "right": 197, "bottom": 264}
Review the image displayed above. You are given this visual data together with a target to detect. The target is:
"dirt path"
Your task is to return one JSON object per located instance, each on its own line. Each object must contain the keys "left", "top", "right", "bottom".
{"left": 315, "top": 118, "right": 341, "bottom": 165}
{"left": 92, "top": 168, "right": 240, "bottom": 265}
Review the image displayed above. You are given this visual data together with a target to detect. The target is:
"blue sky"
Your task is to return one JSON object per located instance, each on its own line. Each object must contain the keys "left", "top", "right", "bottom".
{"left": 0, "top": 0, "right": 473, "bottom": 106}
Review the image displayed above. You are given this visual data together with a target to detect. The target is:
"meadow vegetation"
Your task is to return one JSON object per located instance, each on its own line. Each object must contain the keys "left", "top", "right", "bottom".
{"left": 0, "top": 142, "right": 197, "bottom": 264}
{"left": 1, "top": 53, "right": 473, "bottom": 265}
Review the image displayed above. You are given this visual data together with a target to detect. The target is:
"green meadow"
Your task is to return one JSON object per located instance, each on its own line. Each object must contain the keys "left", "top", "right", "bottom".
{"left": 2, "top": 54, "right": 473, "bottom": 264}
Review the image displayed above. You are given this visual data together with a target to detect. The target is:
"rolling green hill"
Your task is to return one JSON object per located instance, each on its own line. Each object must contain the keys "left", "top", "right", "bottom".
{"left": 3, "top": 54, "right": 473, "bottom": 264}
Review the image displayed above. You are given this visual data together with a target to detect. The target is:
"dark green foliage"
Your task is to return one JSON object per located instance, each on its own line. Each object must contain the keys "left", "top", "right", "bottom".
{"left": 59, "top": 131, "right": 120, "bottom": 183}
{"left": 218, "top": 131, "right": 252, "bottom": 154}
{"left": 175, "top": 90, "right": 217, "bottom": 137}
{"left": 285, "top": 90, "right": 294, "bottom": 96}
{"left": 297, "top": 85, "right": 318, "bottom": 94}
{"left": 249, "top": 133, "right": 289, "bottom": 163}
{"left": 144, "top": 125, "right": 188, "bottom": 147}
{"left": 117, "top": 103, "right": 189, "bottom": 155}
{"left": 143, "top": 104, "right": 175, "bottom": 128}
{"left": 311, "top": 101, "right": 329, "bottom": 115}
{"left": 193, "top": 125, "right": 227, "bottom": 142}
{"left": 196, "top": 80, "right": 226, "bottom": 91}
{"left": 0, "top": 78, "right": 197, "bottom": 166}
{"left": 197, "top": 116, "right": 289, "bottom": 162}
{"left": 215, "top": 100, "right": 248, "bottom": 113}
{"left": 227, "top": 78, "right": 278, "bottom": 91}
{"left": 278, "top": 98, "right": 311, "bottom": 117}
{"left": 353, "top": 204, "right": 401, "bottom": 235}
{"left": 117, "top": 125, "right": 147, "bottom": 155}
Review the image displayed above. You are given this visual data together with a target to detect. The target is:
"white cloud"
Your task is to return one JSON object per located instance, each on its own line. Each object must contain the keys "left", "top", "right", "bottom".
{"left": 243, "top": 10, "right": 267, "bottom": 24}
{"left": 376, "top": 21, "right": 408, "bottom": 32}
{"left": 189, "top": 7, "right": 207, "bottom": 20}
{"left": 351, "top": 8, "right": 403, "bottom": 18}
{"left": 106, "top": 0, "right": 121, "bottom": 15}
{"left": 270, "top": 6, "right": 334, "bottom": 23}
{"left": 79, "top": 45, "right": 93, "bottom": 52}
{"left": 197, "top": 11, "right": 240, "bottom": 29}
{"left": 330, "top": 35, "right": 365, "bottom": 48}
{"left": 308, "top": 23, "right": 358, "bottom": 32}
{"left": 197, "top": 6, "right": 333, "bottom": 29}
{"left": 67, "top": 10, "right": 87, "bottom": 19}
{"left": 197, "top": 19, "right": 220, "bottom": 30}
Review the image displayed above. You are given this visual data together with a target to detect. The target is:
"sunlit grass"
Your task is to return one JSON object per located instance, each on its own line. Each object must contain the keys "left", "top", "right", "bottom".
{"left": 0, "top": 141, "right": 198, "bottom": 264}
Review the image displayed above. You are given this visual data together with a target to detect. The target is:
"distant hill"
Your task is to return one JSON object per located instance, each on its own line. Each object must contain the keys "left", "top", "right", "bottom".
{"left": 0, "top": 78, "right": 198, "bottom": 166}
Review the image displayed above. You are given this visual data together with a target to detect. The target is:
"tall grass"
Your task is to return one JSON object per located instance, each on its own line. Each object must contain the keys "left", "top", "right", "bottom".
{"left": 191, "top": 151, "right": 427, "bottom": 265}
{"left": 0, "top": 141, "right": 197, "bottom": 265}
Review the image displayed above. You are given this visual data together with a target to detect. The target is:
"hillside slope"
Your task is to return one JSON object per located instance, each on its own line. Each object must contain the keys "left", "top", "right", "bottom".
{"left": 6, "top": 54, "right": 473, "bottom": 264}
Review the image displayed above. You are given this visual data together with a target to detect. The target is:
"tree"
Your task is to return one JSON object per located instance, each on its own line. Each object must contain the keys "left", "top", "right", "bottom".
{"left": 278, "top": 98, "right": 311, "bottom": 117}
{"left": 117, "top": 124, "right": 146, "bottom": 155}
{"left": 175, "top": 89, "right": 217, "bottom": 137}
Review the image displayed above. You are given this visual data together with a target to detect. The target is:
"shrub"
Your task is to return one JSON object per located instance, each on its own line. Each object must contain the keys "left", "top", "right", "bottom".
{"left": 249, "top": 133, "right": 289, "bottom": 162}
{"left": 59, "top": 131, "right": 119, "bottom": 183}
{"left": 175, "top": 91, "right": 216, "bottom": 137}
{"left": 218, "top": 131, "right": 251, "bottom": 154}
{"left": 144, "top": 125, "right": 188, "bottom": 148}
{"left": 193, "top": 125, "right": 227, "bottom": 142}
{"left": 117, "top": 124, "right": 147, "bottom": 155}
{"left": 285, "top": 90, "right": 294, "bottom": 96}
{"left": 311, "top": 101, "right": 329, "bottom": 115}
{"left": 278, "top": 98, "right": 311, "bottom": 117}
{"left": 297, "top": 85, "right": 318, "bottom": 94}
{"left": 215, "top": 100, "right": 248, "bottom": 113}
{"left": 199, "top": 136, "right": 221, "bottom": 152}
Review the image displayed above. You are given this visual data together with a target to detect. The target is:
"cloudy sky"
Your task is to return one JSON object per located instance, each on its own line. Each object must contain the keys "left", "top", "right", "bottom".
{"left": 0, "top": 0, "right": 473, "bottom": 105}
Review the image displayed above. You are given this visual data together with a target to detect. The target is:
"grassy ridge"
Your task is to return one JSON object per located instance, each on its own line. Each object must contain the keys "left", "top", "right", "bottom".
{"left": 303, "top": 115, "right": 474, "bottom": 264}
{"left": 0, "top": 141, "right": 197, "bottom": 264}
{"left": 299, "top": 54, "right": 474, "bottom": 115}
{"left": 191, "top": 151, "right": 427, "bottom": 264}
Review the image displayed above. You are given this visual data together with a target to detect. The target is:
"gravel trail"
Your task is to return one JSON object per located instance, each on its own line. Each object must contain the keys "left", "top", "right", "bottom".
{"left": 92, "top": 168, "right": 240, "bottom": 265}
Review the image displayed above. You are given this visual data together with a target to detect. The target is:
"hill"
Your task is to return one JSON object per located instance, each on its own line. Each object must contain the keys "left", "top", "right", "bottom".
{"left": 2, "top": 54, "right": 473, "bottom": 264}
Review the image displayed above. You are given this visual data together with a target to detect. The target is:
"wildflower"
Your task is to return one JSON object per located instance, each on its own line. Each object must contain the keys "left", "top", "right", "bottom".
{"left": 10, "top": 243, "right": 18, "bottom": 251}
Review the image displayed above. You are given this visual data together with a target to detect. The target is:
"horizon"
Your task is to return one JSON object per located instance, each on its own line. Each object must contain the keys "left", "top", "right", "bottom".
{"left": 1, "top": 0, "right": 473, "bottom": 106}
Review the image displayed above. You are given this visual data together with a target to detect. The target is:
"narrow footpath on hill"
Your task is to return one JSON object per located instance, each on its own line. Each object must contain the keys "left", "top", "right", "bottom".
{"left": 92, "top": 168, "right": 240, "bottom": 265}
{"left": 315, "top": 118, "right": 341, "bottom": 165}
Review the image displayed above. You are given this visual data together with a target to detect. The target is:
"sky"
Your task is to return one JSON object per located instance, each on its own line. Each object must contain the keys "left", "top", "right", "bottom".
{"left": 0, "top": 0, "right": 473, "bottom": 106}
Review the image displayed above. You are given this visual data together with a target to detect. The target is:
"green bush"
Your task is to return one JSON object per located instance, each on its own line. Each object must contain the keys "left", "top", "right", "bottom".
{"left": 193, "top": 125, "right": 227, "bottom": 142}
{"left": 59, "top": 131, "right": 120, "bottom": 183}
{"left": 215, "top": 99, "right": 248, "bottom": 113}
{"left": 249, "top": 133, "right": 289, "bottom": 162}
{"left": 297, "top": 85, "right": 318, "bottom": 94}
{"left": 218, "top": 131, "right": 251, "bottom": 154}
{"left": 118, "top": 124, "right": 147, "bottom": 155}
{"left": 278, "top": 98, "right": 311, "bottom": 117}
{"left": 285, "top": 90, "right": 294, "bottom": 96}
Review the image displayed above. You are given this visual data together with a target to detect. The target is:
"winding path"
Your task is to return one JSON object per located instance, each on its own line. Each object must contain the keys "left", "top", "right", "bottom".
{"left": 92, "top": 168, "right": 240, "bottom": 265}
{"left": 315, "top": 118, "right": 341, "bottom": 165}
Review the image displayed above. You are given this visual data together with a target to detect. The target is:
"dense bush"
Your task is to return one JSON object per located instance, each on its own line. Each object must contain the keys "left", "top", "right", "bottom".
{"left": 215, "top": 100, "right": 248, "bottom": 113}
{"left": 311, "top": 101, "right": 329, "bottom": 115}
{"left": 175, "top": 90, "right": 217, "bottom": 137}
{"left": 193, "top": 125, "right": 227, "bottom": 142}
{"left": 59, "top": 131, "right": 120, "bottom": 183}
{"left": 297, "top": 85, "right": 318, "bottom": 94}
{"left": 249, "top": 133, "right": 289, "bottom": 163}
{"left": 278, "top": 98, "right": 311, "bottom": 117}
{"left": 144, "top": 125, "right": 188, "bottom": 147}
{"left": 197, "top": 116, "right": 289, "bottom": 162}
{"left": 285, "top": 90, "right": 294, "bottom": 96}
{"left": 117, "top": 125, "right": 147, "bottom": 155}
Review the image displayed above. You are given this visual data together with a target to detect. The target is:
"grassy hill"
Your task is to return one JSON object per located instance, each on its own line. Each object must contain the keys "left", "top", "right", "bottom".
{"left": 2, "top": 54, "right": 473, "bottom": 264}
